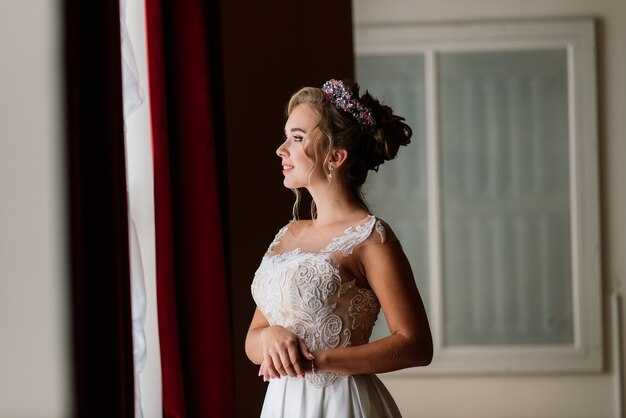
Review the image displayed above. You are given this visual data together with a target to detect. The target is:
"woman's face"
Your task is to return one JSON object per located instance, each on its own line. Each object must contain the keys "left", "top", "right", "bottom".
{"left": 276, "top": 103, "right": 326, "bottom": 189}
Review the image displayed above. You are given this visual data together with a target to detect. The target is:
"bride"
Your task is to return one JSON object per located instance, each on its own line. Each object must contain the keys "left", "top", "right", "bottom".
{"left": 245, "top": 79, "right": 433, "bottom": 417}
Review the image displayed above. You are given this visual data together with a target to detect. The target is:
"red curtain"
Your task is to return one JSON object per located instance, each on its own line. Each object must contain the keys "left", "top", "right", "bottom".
{"left": 145, "top": 1, "right": 234, "bottom": 416}
{"left": 64, "top": 0, "right": 135, "bottom": 416}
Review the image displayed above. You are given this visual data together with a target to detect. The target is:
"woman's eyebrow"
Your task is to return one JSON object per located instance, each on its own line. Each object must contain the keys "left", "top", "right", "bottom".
{"left": 289, "top": 127, "right": 307, "bottom": 134}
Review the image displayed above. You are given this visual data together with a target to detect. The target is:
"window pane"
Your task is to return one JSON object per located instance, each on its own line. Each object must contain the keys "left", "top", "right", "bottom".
{"left": 439, "top": 50, "right": 574, "bottom": 345}
{"left": 356, "top": 54, "right": 428, "bottom": 341}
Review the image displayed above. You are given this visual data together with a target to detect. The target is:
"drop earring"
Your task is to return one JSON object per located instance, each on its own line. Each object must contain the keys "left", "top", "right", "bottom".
{"left": 328, "top": 165, "right": 334, "bottom": 179}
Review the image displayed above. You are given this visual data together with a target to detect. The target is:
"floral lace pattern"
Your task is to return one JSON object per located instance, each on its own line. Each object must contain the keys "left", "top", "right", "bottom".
{"left": 252, "top": 216, "right": 384, "bottom": 388}
{"left": 349, "top": 289, "right": 381, "bottom": 334}
{"left": 324, "top": 216, "right": 378, "bottom": 255}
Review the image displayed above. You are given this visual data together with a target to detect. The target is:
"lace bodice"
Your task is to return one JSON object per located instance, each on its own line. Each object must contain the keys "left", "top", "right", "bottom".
{"left": 251, "top": 215, "right": 387, "bottom": 388}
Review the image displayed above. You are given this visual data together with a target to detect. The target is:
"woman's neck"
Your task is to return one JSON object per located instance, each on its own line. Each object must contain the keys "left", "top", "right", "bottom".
{"left": 306, "top": 181, "right": 368, "bottom": 227}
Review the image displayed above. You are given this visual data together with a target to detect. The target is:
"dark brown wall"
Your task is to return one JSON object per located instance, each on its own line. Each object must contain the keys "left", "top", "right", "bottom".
{"left": 217, "top": 2, "right": 354, "bottom": 416}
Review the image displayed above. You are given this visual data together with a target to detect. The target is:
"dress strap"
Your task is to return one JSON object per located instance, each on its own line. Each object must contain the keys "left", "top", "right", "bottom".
{"left": 321, "top": 215, "right": 378, "bottom": 256}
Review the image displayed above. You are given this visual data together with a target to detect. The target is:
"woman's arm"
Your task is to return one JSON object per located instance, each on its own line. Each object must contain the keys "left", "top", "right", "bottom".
{"left": 313, "top": 234, "right": 433, "bottom": 375}
{"left": 245, "top": 308, "right": 314, "bottom": 379}
{"left": 244, "top": 308, "right": 271, "bottom": 365}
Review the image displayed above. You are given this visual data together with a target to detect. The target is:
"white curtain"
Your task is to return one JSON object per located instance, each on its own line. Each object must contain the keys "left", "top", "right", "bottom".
{"left": 120, "top": 0, "right": 146, "bottom": 416}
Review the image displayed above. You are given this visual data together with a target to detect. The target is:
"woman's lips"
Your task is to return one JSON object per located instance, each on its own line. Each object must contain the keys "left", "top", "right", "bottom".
{"left": 282, "top": 164, "right": 293, "bottom": 174}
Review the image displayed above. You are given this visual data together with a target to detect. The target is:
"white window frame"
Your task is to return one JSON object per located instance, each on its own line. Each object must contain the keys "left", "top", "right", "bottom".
{"left": 355, "top": 19, "right": 602, "bottom": 374}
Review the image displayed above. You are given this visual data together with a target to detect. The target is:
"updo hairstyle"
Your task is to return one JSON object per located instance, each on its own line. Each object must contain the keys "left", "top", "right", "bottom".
{"left": 286, "top": 80, "right": 412, "bottom": 214}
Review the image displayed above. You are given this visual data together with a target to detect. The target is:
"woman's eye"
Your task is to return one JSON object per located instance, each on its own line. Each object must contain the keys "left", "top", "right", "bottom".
{"left": 293, "top": 135, "right": 303, "bottom": 142}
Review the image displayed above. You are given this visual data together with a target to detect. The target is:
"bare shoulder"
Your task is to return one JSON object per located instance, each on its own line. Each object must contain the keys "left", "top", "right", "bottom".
{"left": 354, "top": 217, "right": 416, "bottom": 294}
{"left": 365, "top": 216, "right": 401, "bottom": 246}
{"left": 352, "top": 217, "right": 406, "bottom": 271}
{"left": 285, "top": 218, "right": 311, "bottom": 237}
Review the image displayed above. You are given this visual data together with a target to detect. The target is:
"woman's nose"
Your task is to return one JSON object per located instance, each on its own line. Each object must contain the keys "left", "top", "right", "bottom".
{"left": 276, "top": 141, "right": 288, "bottom": 157}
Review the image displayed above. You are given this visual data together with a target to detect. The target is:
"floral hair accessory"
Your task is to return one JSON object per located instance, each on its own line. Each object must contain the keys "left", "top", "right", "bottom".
{"left": 322, "top": 79, "right": 376, "bottom": 130}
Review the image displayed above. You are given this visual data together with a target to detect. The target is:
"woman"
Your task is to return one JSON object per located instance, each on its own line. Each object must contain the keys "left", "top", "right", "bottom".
{"left": 245, "top": 79, "right": 433, "bottom": 417}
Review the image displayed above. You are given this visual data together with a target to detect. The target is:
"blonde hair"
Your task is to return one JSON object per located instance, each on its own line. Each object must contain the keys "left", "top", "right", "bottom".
{"left": 285, "top": 81, "right": 412, "bottom": 219}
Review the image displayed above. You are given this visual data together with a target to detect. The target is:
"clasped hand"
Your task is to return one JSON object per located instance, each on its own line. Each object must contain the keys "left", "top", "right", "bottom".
{"left": 258, "top": 325, "right": 315, "bottom": 381}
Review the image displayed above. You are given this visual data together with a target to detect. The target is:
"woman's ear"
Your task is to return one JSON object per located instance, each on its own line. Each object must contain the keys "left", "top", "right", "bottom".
{"left": 330, "top": 148, "right": 348, "bottom": 169}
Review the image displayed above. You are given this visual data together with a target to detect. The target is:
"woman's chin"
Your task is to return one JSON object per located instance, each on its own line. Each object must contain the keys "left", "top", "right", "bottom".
{"left": 282, "top": 175, "right": 304, "bottom": 189}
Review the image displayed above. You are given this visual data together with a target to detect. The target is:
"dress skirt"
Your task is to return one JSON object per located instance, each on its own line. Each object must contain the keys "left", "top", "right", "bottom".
{"left": 260, "top": 374, "right": 402, "bottom": 418}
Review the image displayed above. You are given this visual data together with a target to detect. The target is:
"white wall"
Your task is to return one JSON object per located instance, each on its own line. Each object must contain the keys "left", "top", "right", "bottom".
{"left": 353, "top": 1, "right": 626, "bottom": 417}
{"left": 0, "top": 0, "right": 70, "bottom": 416}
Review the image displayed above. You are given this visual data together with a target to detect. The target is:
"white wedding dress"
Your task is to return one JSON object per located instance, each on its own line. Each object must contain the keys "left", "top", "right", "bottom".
{"left": 251, "top": 215, "right": 402, "bottom": 418}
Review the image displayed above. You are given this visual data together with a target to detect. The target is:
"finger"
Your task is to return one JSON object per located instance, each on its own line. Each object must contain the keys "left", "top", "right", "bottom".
{"left": 264, "top": 353, "right": 280, "bottom": 379}
{"left": 259, "top": 363, "right": 270, "bottom": 382}
{"left": 270, "top": 352, "right": 287, "bottom": 378}
{"left": 298, "top": 339, "right": 315, "bottom": 360}
{"left": 288, "top": 345, "right": 304, "bottom": 377}
{"left": 278, "top": 349, "right": 297, "bottom": 377}
{"left": 261, "top": 362, "right": 270, "bottom": 381}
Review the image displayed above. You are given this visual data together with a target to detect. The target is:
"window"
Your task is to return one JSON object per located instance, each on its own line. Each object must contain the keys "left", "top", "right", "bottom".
{"left": 356, "top": 19, "right": 602, "bottom": 373}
